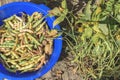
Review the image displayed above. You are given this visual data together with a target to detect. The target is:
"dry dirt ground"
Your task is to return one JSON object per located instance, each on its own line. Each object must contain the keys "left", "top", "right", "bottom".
{"left": 0, "top": 0, "right": 86, "bottom": 80}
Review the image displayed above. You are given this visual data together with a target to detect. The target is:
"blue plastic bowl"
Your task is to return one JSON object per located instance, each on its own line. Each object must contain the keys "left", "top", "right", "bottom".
{"left": 0, "top": 2, "right": 62, "bottom": 80}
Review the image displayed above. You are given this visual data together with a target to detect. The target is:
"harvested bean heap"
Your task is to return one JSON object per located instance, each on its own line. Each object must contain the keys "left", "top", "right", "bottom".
{"left": 0, "top": 12, "right": 58, "bottom": 73}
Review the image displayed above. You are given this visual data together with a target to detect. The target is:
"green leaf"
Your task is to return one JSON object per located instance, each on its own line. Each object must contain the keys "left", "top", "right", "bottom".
{"left": 83, "top": 1, "right": 92, "bottom": 20}
{"left": 63, "top": 8, "right": 68, "bottom": 15}
{"left": 61, "top": 0, "right": 67, "bottom": 9}
{"left": 99, "top": 24, "right": 108, "bottom": 35}
{"left": 92, "top": 34, "right": 99, "bottom": 44}
{"left": 53, "top": 15, "right": 65, "bottom": 27}
{"left": 117, "top": 15, "right": 120, "bottom": 22}
{"left": 92, "top": 33, "right": 105, "bottom": 44}
{"left": 85, "top": 27, "right": 93, "bottom": 38}
{"left": 81, "top": 27, "right": 92, "bottom": 40}
{"left": 92, "top": 24, "right": 101, "bottom": 33}
{"left": 116, "top": 40, "right": 120, "bottom": 46}
{"left": 61, "top": 0, "right": 68, "bottom": 15}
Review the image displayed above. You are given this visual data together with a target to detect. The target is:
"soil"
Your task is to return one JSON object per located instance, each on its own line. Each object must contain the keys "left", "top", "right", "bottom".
{"left": 36, "top": 51, "right": 83, "bottom": 80}
{"left": 0, "top": 0, "right": 86, "bottom": 80}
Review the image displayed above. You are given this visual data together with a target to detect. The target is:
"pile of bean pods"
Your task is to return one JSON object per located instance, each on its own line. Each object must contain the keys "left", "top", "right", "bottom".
{"left": 0, "top": 12, "right": 58, "bottom": 73}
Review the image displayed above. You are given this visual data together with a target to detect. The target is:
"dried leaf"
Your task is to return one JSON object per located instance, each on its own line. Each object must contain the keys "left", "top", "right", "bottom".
{"left": 44, "top": 44, "right": 52, "bottom": 55}
{"left": 48, "top": 29, "right": 58, "bottom": 37}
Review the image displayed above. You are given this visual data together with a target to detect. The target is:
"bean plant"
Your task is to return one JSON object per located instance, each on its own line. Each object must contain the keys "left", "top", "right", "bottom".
{"left": 50, "top": 0, "right": 120, "bottom": 79}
